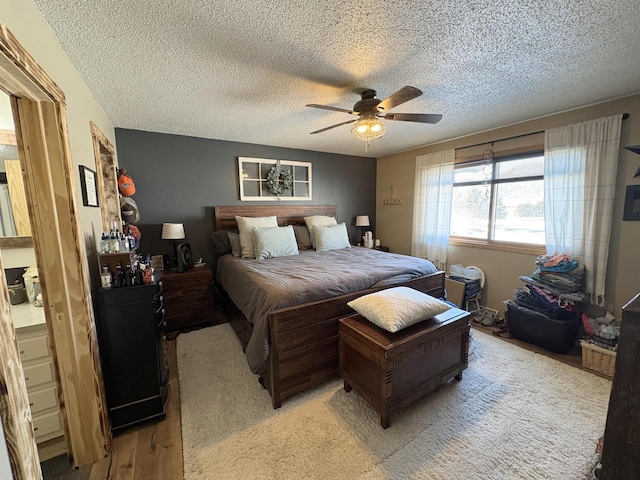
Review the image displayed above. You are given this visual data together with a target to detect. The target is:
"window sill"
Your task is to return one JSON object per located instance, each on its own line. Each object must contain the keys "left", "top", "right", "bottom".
{"left": 449, "top": 237, "right": 545, "bottom": 256}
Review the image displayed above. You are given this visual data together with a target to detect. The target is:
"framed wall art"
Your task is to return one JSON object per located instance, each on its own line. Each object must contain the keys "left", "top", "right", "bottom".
{"left": 238, "top": 157, "right": 312, "bottom": 201}
{"left": 623, "top": 184, "right": 640, "bottom": 221}
{"left": 79, "top": 165, "right": 99, "bottom": 207}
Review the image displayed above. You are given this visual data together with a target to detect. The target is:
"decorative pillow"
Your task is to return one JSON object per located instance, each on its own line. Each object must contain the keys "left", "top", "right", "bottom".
{"left": 304, "top": 215, "right": 337, "bottom": 248}
{"left": 236, "top": 215, "right": 278, "bottom": 258}
{"left": 210, "top": 231, "right": 231, "bottom": 257}
{"left": 227, "top": 232, "right": 241, "bottom": 257}
{"left": 293, "top": 225, "right": 312, "bottom": 250}
{"left": 347, "top": 287, "right": 451, "bottom": 333}
{"left": 313, "top": 223, "right": 351, "bottom": 252}
{"left": 252, "top": 225, "right": 299, "bottom": 260}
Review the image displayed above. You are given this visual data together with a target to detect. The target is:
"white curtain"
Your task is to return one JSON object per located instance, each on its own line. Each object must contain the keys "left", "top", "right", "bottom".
{"left": 412, "top": 150, "right": 455, "bottom": 270}
{"left": 544, "top": 114, "right": 622, "bottom": 305}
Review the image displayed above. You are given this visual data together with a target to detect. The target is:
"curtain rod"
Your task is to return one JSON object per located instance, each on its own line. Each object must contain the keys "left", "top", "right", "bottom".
{"left": 456, "top": 113, "right": 629, "bottom": 151}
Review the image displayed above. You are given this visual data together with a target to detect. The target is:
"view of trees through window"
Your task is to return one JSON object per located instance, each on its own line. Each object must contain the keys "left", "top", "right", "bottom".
{"left": 450, "top": 153, "right": 545, "bottom": 245}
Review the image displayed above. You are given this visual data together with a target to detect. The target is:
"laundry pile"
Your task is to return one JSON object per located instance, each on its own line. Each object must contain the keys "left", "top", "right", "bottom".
{"left": 510, "top": 254, "right": 585, "bottom": 319}
{"left": 581, "top": 311, "right": 620, "bottom": 351}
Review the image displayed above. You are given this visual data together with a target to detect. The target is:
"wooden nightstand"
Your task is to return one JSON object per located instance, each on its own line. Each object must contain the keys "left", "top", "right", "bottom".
{"left": 161, "top": 269, "right": 215, "bottom": 331}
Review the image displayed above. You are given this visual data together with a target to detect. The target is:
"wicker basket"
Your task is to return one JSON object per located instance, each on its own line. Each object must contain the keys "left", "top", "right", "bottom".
{"left": 580, "top": 340, "right": 617, "bottom": 378}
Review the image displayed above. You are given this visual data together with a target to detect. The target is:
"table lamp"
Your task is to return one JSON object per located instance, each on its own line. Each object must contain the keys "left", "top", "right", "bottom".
{"left": 355, "top": 215, "right": 370, "bottom": 245}
{"left": 161, "top": 223, "right": 185, "bottom": 267}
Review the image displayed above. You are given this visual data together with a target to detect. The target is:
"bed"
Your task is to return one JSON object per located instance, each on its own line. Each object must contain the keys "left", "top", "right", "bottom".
{"left": 212, "top": 205, "right": 445, "bottom": 408}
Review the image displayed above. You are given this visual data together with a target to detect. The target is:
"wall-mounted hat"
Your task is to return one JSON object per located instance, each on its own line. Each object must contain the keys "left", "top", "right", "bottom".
{"left": 120, "top": 196, "right": 140, "bottom": 224}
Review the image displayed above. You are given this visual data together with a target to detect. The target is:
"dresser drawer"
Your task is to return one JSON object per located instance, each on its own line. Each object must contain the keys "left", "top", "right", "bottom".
{"left": 163, "top": 284, "right": 210, "bottom": 300}
{"left": 18, "top": 334, "right": 50, "bottom": 362}
{"left": 23, "top": 361, "right": 56, "bottom": 390}
{"left": 33, "top": 410, "right": 63, "bottom": 441}
{"left": 164, "top": 291, "right": 212, "bottom": 309}
{"left": 28, "top": 386, "right": 59, "bottom": 414}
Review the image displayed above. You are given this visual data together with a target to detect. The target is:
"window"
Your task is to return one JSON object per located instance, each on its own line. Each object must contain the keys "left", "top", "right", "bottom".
{"left": 238, "top": 157, "right": 312, "bottom": 201}
{"left": 450, "top": 151, "right": 545, "bottom": 250}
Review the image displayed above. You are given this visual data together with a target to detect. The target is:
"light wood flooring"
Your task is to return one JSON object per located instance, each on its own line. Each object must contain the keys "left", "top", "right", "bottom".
{"left": 88, "top": 339, "right": 183, "bottom": 480}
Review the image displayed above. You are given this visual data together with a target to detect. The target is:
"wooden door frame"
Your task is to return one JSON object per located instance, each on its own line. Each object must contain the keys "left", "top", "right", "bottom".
{"left": 0, "top": 21, "right": 110, "bottom": 477}
{"left": 90, "top": 121, "right": 121, "bottom": 231}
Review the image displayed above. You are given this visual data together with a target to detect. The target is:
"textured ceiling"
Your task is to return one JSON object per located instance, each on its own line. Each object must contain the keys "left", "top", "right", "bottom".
{"left": 33, "top": 0, "right": 640, "bottom": 157}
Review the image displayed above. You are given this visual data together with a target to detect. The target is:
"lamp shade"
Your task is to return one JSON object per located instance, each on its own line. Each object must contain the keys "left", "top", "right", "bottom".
{"left": 355, "top": 215, "right": 370, "bottom": 227}
{"left": 161, "top": 223, "right": 185, "bottom": 240}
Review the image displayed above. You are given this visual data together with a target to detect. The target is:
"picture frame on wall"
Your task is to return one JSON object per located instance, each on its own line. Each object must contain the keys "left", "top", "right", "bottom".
{"left": 238, "top": 157, "right": 312, "bottom": 201}
{"left": 623, "top": 185, "right": 640, "bottom": 221}
{"left": 79, "top": 165, "right": 99, "bottom": 207}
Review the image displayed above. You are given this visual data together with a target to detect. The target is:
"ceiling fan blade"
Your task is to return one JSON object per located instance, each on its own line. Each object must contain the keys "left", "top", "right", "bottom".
{"left": 306, "top": 104, "right": 358, "bottom": 115}
{"left": 376, "top": 86, "right": 423, "bottom": 112}
{"left": 310, "top": 119, "right": 358, "bottom": 134}
{"left": 383, "top": 113, "right": 443, "bottom": 124}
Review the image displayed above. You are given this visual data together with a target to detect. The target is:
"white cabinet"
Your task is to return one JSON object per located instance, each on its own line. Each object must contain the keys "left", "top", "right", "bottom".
{"left": 16, "top": 323, "right": 64, "bottom": 444}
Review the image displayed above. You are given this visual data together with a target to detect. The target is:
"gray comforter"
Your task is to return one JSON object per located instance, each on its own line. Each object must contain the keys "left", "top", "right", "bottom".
{"left": 217, "top": 247, "right": 438, "bottom": 372}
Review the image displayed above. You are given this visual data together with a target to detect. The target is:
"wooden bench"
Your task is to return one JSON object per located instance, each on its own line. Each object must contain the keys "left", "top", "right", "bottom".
{"left": 338, "top": 308, "right": 471, "bottom": 428}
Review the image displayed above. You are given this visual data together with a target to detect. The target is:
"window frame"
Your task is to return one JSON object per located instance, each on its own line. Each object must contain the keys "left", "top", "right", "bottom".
{"left": 449, "top": 147, "right": 546, "bottom": 255}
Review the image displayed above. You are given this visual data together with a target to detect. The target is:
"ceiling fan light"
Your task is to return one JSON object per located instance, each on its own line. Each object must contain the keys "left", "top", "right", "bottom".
{"left": 351, "top": 116, "right": 386, "bottom": 142}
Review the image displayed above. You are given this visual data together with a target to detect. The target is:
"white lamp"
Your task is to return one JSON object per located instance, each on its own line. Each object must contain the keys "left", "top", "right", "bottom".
{"left": 355, "top": 215, "right": 370, "bottom": 245}
{"left": 162, "top": 223, "right": 185, "bottom": 267}
{"left": 355, "top": 215, "right": 370, "bottom": 228}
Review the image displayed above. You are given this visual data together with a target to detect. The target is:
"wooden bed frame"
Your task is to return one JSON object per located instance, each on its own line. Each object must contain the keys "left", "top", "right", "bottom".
{"left": 213, "top": 205, "right": 445, "bottom": 408}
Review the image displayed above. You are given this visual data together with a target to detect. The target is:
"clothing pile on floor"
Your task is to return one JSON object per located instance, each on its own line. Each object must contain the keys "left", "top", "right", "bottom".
{"left": 509, "top": 254, "right": 585, "bottom": 320}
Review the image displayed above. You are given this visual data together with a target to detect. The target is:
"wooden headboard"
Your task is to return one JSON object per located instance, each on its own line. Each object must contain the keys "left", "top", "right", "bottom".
{"left": 214, "top": 205, "right": 338, "bottom": 231}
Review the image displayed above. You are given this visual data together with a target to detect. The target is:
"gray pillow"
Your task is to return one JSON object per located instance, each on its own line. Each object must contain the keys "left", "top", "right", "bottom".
{"left": 293, "top": 225, "right": 312, "bottom": 250}
{"left": 313, "top": 223, "right": 351, "bottom": 251}
{"left": 210, "top": 231, "right": 231, "bottom": 257}
{"left": 252, "top": 225, "right": 299, "bottom": 260}
{"left": 227, "top": 232, "right": 241, "bottom": 257}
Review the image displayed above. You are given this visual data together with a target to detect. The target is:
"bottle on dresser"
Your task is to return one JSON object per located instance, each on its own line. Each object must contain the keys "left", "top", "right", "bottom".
{"left": 100, "top": 265, "right": 112, "bottom": 289}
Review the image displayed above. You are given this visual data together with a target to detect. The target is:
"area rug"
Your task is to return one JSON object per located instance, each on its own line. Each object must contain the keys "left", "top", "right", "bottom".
{"left": 177, "top": 324, "right": 611, "bottom": 480}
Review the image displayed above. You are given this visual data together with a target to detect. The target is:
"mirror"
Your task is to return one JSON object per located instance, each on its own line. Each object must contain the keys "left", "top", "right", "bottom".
{"left": 0, "top": 90, "right": 32, "bottom": 248}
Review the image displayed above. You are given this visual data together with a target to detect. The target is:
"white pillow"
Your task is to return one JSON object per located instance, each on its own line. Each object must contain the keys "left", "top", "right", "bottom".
{"left": 304, "top": 215, "right": 337, "bottom": 248}
{"left": 252, "top": 225, "right": 299, "bottom": 260}
{"left": 236, "top": 215, "right": 278, "bottom": 258}
{"left": 313, "top": 223, "right": 351, "bottom": 252}
{"left": 347, "top": 287, "right": 451, "bottom": 333}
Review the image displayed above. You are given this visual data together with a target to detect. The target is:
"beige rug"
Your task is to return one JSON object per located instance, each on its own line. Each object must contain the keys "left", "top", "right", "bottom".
{"left": 178, "top": 324, "right": 611, "bottom": 480}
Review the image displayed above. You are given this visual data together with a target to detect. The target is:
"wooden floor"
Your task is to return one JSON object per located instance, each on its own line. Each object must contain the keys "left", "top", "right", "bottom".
{"left": 472, "top": 322, "right": 612, "bottom": 380}
{"left": 88, "top": 339, "right": 183, "bottom": 480}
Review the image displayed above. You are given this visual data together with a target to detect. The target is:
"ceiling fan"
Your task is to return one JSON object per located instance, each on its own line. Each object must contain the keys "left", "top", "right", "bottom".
{"left": 306, "top": 86, "right": 442, "bottom": 145}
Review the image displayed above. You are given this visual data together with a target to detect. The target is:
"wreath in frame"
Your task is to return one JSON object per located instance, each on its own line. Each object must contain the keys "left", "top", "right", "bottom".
{"left": 265, "top": 165, "right": 293, "bottom": 196}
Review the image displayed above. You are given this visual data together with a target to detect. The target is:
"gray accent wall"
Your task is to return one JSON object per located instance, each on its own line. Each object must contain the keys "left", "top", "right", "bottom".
{"left": 114, "top": 128, "right": 376, "bottom": 268}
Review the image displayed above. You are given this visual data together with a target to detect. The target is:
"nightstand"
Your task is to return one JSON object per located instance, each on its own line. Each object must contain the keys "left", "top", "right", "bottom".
{"left": 161, "top": 269, "right": 215, "bottom": 330}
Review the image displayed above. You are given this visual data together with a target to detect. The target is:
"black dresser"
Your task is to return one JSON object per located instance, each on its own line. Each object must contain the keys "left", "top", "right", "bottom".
{"left": 96, "top": 284, "right": 168, "bottom": 432}
{"left": 599, "top": 293, "right": 640, "bottom": 479}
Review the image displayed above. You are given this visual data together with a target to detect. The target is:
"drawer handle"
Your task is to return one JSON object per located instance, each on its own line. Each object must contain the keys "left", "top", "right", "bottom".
{"left": 29, "top": 402, "right": 34, "bottom": 407}
{"left": 33, "top": 427, "right": 38, "bottom": 431}
{"left": 24, "top": 377, "right": 29, "bottom": 381}
{"left": 20, "top": 350, "right": 25, "bottom": 355}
